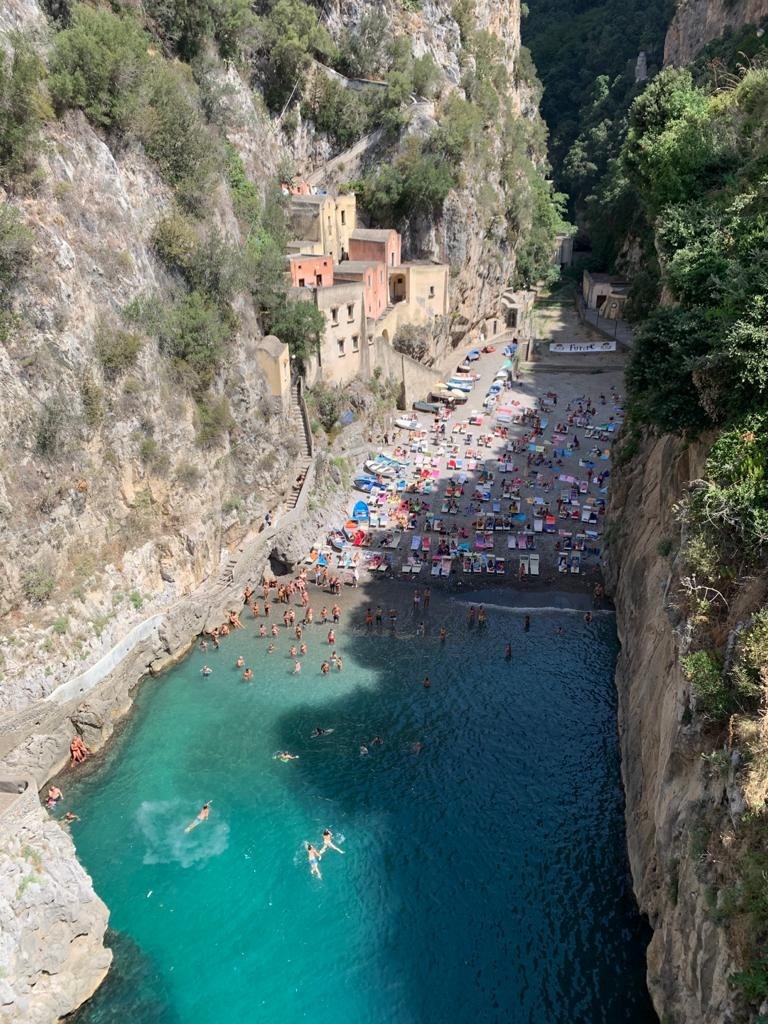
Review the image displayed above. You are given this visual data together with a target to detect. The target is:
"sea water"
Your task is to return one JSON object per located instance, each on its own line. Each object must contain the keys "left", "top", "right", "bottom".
{"left": 66, "top": 602, "right": 657, "bottom": 1024}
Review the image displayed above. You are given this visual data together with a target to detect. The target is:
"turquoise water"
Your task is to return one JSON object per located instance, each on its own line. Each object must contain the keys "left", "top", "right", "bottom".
{"left": 65, "top": 599, "right": 656, "bottom": 1024}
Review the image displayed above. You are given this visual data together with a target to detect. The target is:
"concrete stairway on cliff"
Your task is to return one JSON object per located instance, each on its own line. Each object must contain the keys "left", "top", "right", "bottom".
{"left": 286, "top": 383, "right": 313, "bottom": 511}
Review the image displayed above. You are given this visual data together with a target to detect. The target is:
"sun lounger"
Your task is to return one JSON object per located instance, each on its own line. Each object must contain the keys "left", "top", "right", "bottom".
{"left": 431, "top": 559, "right": 441, "bottom": 576}
{"left": 422, "top": 536, "right": 431, "bottom": 551}
{"left": 533, "top": 518, "right": 543, "bottom": 533}
{"left": 529, "top": 553, "right": 540, "bottom": 576}
{"left": 412, "top": 561, "right": 425, "bottom": 574}
{"left": 441, "top": 556, "right": 453, "bottom": 576}
{"left": 570, "top": 553, "right": 581, "bottom": 574}
{"left": 411, "top": 535, "right": 421, "bottom": 551}
{"left": 473, "top": 555, "right": 484, "bottom": 573}
{"left": 401, "top": 564, "right": 412, "bottom": 575}
{"left": 507, "top": 536, "right": 517, "bottom": 549}
{"left": 519, "top": 555, "right": 530, "bottom": 576}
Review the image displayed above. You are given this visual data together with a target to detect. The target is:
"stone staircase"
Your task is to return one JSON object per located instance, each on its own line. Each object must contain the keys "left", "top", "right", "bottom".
{"left": 285, "top": 383, "right": 313, "bottom": 511}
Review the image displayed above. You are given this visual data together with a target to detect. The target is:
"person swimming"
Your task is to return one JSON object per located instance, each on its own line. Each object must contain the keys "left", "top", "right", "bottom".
{"left": 184, "top": 802, "right": 211, "bottom": 833}
{"left": 242, "top": 668, "right": 254, "bottom": 681}
{"left": 267, "top": 643, "right": 276, "bottom": 654}
{"left": 46, "top": 785, "right": 63, "bottom": 808}
{"left": 504, "top": 643, "right": 512, "bottom": 660}
{"left": 422, "top": 676, "right": 431, "bottom": 689}
{"left": 200, "top": 665, "right": 213, "bottom": 677}
{"left": 235, "top": 656, "right": 245, "bottom": 668}
{"left": 359, "top": 744, "right": 369, "bottom": 756}
{"left": 293, "top": 660, "right": 302, "bottom": 674}
{"left": 311, "top": 727, "right": 332, "bottom": 738}
{"left": 524, "top": 614, "right": 530, "bottom": 632}
{"left": 307, "top": 843, "right": 322, "bottom": 879}
{"left": 275, "top": 751, "right": 299, "bottom": 762}
{"left": 320, "top": 829, "right": 344, "bottom": 855}
{"left": 439, "top": 626, "right": 447, "bottom": 642}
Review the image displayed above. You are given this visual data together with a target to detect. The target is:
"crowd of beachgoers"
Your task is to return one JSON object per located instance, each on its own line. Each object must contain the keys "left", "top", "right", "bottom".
{"left": 309, "top": 344, "right": 624, "bottom": 589}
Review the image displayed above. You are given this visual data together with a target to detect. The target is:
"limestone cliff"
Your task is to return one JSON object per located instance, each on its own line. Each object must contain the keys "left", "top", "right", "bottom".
{"left": 0, "top": 783, "right": 111, "bottom": 1023}
{"left": 664, "top": 0, "right": 768, "bottom": 65}
{"left": 606, "top": 432, "right": 768, "bottom": 1024}
{"left": 295, "top": 0, "right": 540, "bottom": 341}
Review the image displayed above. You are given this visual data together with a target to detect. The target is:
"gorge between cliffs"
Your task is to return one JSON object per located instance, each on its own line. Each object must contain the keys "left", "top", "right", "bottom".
{"left": 2, "top": 0, "right": 768, "bottom": 1020}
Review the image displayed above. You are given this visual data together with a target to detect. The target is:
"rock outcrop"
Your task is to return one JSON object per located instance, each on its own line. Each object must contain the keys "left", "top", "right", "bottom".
{"left": 0, "top": 785, "right": 110, "bottom": 1024}
{"left": 664, "top": 0, "right": 768, "bottom": 65}
{"left": 606, "top": 434, "right": 740, "bottom": 1024}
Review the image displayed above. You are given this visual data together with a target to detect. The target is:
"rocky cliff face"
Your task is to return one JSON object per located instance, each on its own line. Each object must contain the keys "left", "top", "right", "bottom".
{"left": 606, "top": 434, "right": 752, "bottom": 1024}
{"left": 664, "top": 0, "right": 768, "bottom": 65}
{"left": 0, "top": 787, "right": 111, "bottom": 1024}
{"left": 298, "top": 0, "right": 536, "bottom": 339}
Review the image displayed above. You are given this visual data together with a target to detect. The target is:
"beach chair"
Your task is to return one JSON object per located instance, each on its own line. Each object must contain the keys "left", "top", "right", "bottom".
{"left": 492, "top": 499, "right": 501, "bottom": 513}
{"left": 401, "top": 563, "right": 412, "bottom": 575}
{"left": 412, "top": 561, "right": 425, "bottom": 574}
{"left": 473, "top": 555, "right": 484, "bottom": 574}
{"left": 486, "top": 558, "right": 495, "bottom": 574}
{"left": 411, "top": 535, "right": 421, "bottom": 551}
{"left": 533, "top": 518, "right": 543, "bottom": 533}
{"left": 496, "top": 558, "right": 506, "bottom": 575}
{"left": 558, "top": 553, "right": 568, "bottom": 573}
{"left": 463, "top": 555, "right": 473, "bottom": 573}
{"left": 422, "top": 536, "right": 431, "bottom": 552}
{"left": 431, "top": 559, "right": 441, "bottom": 577}
{"left": 529, "top": 553, "right": 540, "bottom": 576}
{"left": 519, "top": 555, "right": 530, "bottom": 576}
{"left": 441, "top": 556, "right": 453, "bottom": 576}
{"left": 570, "top": 553, "right": 581, "bottom": 574}
{"left": 507, "top": 535, "right": 517, "bottom": 550}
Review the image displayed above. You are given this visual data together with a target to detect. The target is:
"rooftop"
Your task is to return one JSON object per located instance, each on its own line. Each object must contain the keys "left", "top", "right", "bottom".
{"left": 335, "top": 260, "right": 382, "bottom": 276}
{"left": 350, "top": 228, "right": 396, "bottom": 242}
{"left": 287, "top": 253, "right": 332, "bottom": 263}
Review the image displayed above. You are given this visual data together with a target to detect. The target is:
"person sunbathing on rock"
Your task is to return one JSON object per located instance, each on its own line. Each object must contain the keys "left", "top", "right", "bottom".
{"left": 229, "top": 610, "right": 244, "bottom": 629}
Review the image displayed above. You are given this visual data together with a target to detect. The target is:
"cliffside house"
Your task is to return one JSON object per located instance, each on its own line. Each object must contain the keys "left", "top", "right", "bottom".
{"left": 582, "top": 271, "right": 630, "bottom": 319}
{"left": 255, "top": 335, "right": 291, "bottom": 411}
{"left": 292, "top": 283, "right": 368, "bottom": 385}
{"left": 334, "top": 260, "right": 388, "bottom": 320}
{"left": 347, "top": 227, "right": 401, "bottom": 269}
{"left": 288, "top": 254, "right": 333, "bottom": 289}
{"left": 285, "top": 191, "right": 356, "bottom": 264}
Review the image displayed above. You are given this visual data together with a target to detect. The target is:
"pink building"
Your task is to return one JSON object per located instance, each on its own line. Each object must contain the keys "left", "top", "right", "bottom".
{"left": 288, "top": 254, "right": 334, "bottom": 289}
{"left": 334, "top": 260, "right": 388, "bottom": 320}
{"left": 348, "top": 228, "right": 401, "bottom": 269}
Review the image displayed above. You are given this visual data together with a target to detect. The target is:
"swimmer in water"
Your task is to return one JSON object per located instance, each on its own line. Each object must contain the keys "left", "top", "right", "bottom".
{"left": 300, "top": 642, "right": 307, "bottom": 655}
{"left": 311, "top": 727, "right": 331, "bottom": 738}
{"left": 258, "top": 624, "right": 267, "bottom": 638}
{"left": 321, "top": 660, "right": 330, "bottom": 675}
{"left": 289, "top": 645, "right": 297, "bottom": 657}
{"left": 422, "top": 676, "right": 431, "bottom": 689}
{"left": 505, "top": 642, "right": 512, "bottom": 660}
{"left": 584, "top": 611, "right": 593, "bottom": 624}
{"left": 320, "top": 829, "right": 344, "bottom": 854}
{"left": 524, "top": 614, "right": 530, "bottom": 632}
{"left": 307, "top": 843, "right": 322, "bottom": 879}
{"left": 411, "top": 741, "right": 422, "bottom": 754}
{"left": 360, "top": 744, "right": 369, "bottom": 756}
{"left": 371, "top": 736, "right": 383, "bottom": 746}
{"left": 267, "top": 643, "right": 276, "bottom": 654}
{"left": 242, "top": 667, "right": 254, "bottom": 681}
{"left": 439, "top": 626, "right": 447, "bottom": 642}
{"left": 184, "top": 802, "right": 211, "bottom": 833}
{"left": 293, "top": 660, "right": 302, "bottom": 674}
{"left": 199, "top": 639, "right": 208, "bottom": 651}
{"left": 201, "top": 665, "right": 213, "bottom": 677}
{"left": 45, "top": 785, "right": 63, "bottom": 808}
{"left": 235, "top": 656, "right": 245, "bottom": 668}
{"left": 271, "top": 624, "right": 279, "bottom": 637}
{"left": 275, "top": 751, "right": 299, "bottom": 762}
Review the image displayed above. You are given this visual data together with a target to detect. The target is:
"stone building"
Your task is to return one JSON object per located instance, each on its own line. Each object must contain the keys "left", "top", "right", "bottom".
{"left": 334, "top": 260, "right": 388, "bottom": 320}
{"left": 582, "top": 270, "right": 630, "bottom": 318}
{"left": 255, "top": 335, "right": 291, "bottom": 411}
{"left": 293, "top": 283, "right": 369, "bottom": 385}
{"left": 287, "top": 253, "right": 333, "bottom": 289}
{"left": 285, "top": 192, "right": 356, "bottom": 263}
{"left": 552, "top": 232, "right": 574, "bottom": 267}
{"left": 348, "top": 227, "right": 401, "bottom": 269}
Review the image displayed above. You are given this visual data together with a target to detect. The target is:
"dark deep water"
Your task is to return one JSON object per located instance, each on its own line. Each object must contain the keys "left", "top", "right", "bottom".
{"left": 66, "top": 604, "right": 657, "bottom": 1024}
